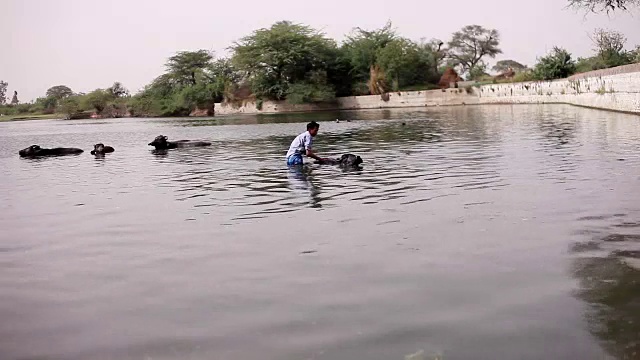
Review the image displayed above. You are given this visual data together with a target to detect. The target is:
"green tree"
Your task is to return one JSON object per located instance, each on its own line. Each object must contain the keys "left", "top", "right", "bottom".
{"left": 127, "top": 91, "right": 160, "bottom": 117}
{"left": 46, "top": 85, "right": 73, "bottom": 100}
{"left": 492, "top": 60, "right": 527, "bottom": 73}
{"left": 208, "top": 58, "right": 239, "bottom": 82}
{"left": 83, "top": 89, "right": 113, "bottom": 113}
{"left": 341, "top": 21, "right": 397, "bottom": 85}
{"left": 591, "top": 28, "right": 633, "bottom": 68}
{"left": 0, "top": 81, "right": 7, "bottom": 105}
{"left": 34, "top": 96, "right": 58, "bottom": 113}
{"left": 376, "top": 39, "right": 409, "bottom": 90}
{"left": 324, "top": 48, "right": 354, "bottom": 97}
{"left": 575, "top": 56, "right": 600, "bottom": 73}
{"left": 166, "top": 50, "right": 213, "bottom": 86}
{"left": 468, "top": 62, "right": 490, "bottom": 80}
{"left": 206, "top": 58, "right": 241, "bottom": 102}
{"left": 447, "top": 25, "right": 502, "bottom": 76}
{"left": 139, "top": 56, "right": 236, "bottom": 113}
{"left": 633, "top": 45, "right": 640, "bottom": 62}
{"left": 14, "top": 103, "right": 32, "bottom": 114}
{"left": 108, "top": 82, "right": 129, "bottom": 98}
{"left": 128, "top": 73, "right": 182, "bottom": 117}
{"left": 418, "top": 38, "right": 446, "bottom": 82}
{"left": 128, "top": 67, "right": 198, "bottom": 117}
{"left": 231, "top": 21, "right": 338, "bottom": 101}
{"left": 149, "top": 73, "right": 179, "bottom": 97}
{"left": 179, "top": 82, "right": 221, "bottom": 110}
{"left": 568, "top": 0, "right": 639, "bottom": 12}
{"left": 376, "top": 38, "right": 435, "bottom": 90}
{"left": 286, "top": 71, "right": 336, "bottom": 104}
{"left": 59, "top": 97, "right": 81, "bottom": 118}
{"left": 534, "top": 47, "right": 577, "bottom": 80}
{"left": 341, "top": 22, "right": 439, "bottom": 94}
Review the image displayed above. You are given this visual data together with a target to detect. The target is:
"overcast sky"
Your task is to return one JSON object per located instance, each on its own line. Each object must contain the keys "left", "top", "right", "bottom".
{"left": 1, "top": 0, "right": 638, "bottom": 101}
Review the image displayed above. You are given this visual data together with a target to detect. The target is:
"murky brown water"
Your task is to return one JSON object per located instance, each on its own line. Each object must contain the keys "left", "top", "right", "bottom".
{"left": 1, "top": 105, "right": 639, "bottom": 360}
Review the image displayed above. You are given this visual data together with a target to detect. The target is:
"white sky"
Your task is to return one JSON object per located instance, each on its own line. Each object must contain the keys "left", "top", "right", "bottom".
{"left": 1, "top": 0, "right": 639, "bottom": 101}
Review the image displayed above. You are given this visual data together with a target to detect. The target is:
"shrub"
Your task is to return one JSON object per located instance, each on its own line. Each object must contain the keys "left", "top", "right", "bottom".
{"left": 352, "top": 82, "right": 370, "bottom": 96}
{"left": 533, "top": 47, "right": 576, "bottom": 80}
{"left": 59, "top": 97, "right": 81, "bottom": 117}
{"left": 179, "top": 83, "right": 220, "bottom": 110}
{"left": 511, "top": 70, "right": 536, "bottom": 83}
{"left": 0, "top": 105, "right": 17, "bottom": 115}
{"left": 15, "top": 104, "right": 32, "bottom": 114}
{"left": 286, "top": 83, "right": 336, "bottom": 104}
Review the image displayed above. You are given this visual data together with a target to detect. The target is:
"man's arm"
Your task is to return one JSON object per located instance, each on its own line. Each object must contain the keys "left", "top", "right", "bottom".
{"left": 306, "top": 149, "right": 323, "bottom": 162}
{"left": 304, "top": 135, "right": 323, "bottom": 161}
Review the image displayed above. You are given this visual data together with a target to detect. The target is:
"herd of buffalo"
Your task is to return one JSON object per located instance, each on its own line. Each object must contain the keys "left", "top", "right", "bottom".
{"left": 18, "top": 135, "right": 209, "bottom": 157}
{"left": 18, "top": 135, "right": 363, "bottom": 168}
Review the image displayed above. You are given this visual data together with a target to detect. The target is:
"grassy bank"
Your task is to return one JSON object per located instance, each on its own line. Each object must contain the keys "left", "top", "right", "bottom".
{"left": 0, "top": 113, "right": 63, "bottom": 122}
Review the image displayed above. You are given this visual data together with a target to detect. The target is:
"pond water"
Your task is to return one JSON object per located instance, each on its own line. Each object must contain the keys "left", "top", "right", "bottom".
{"left": 1, "top": 105, "right": 639, "bottom": 360}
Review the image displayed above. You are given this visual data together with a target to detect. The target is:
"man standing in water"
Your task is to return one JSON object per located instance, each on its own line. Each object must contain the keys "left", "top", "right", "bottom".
{"left": 286, "top": 121, "right": 325, "bottom": 166}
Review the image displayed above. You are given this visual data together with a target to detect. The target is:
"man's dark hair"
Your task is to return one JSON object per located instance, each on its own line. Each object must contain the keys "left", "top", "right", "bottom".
{"left": 307, "top": 121, "right": 320, "bottom": 131}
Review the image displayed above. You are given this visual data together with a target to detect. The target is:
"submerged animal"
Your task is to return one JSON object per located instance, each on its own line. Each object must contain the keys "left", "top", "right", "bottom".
{"left": 18, "top": 145, "right": 84, "bottom": 157}
{"left": 316, "top": 154, "right": 363, "bottom": 167}
{"left": 90, "top": 143, "right": 115, "bottom": 155}
{"left": 148, "top": 135, "right": 212, "bottom": 150}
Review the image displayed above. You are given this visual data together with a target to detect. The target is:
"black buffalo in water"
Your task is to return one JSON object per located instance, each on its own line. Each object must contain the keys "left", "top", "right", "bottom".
{"left": 316, "top": 154, "right": 363, "bottom": 168}
{"left": 90, "top": 143, "right": 115, "bottom": 155}
{"left": 19, "top": 145, "right": 84, "bottom": 157}
{"left": 148, "top": 135, "right": 212, "bottom": 150}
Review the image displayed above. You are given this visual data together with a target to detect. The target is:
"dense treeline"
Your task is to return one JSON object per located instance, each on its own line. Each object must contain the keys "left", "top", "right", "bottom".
{"left": 124, "top": 21, "right": 457, "bottom": 117}
{"left": 0, "top": 82, "right": 131, "bottom": 119}
{"left": 1, "top": 20, "right": 638, "bottom": 119}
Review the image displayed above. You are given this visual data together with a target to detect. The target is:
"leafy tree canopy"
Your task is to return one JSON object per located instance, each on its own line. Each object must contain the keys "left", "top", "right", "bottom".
{"left": 82, "top": 89, "right": 113, "bottom": 113}
{"left": 492, "top": 60, "right": 527, "bottom": 73}
{"left": 108, "top": 82, "right": 130, "bottom": 98}
{"left": 231, "top": 21, "right": 338, "bottom": 100}
{"left": 166, "top": 50, "right": 214, "bottom": 86}
{"left": 534, "top": 47, "right": 577, "bottom": 80}
{"left": 447, "top": 25, "right": 502, "bottom": 75}
{"left": 46, "top": 85, "right": 74, "bottom": 100}
{"left": 342, "top": 21, "right": 398, "bottom": 82}
{"left": 0, "top": 81, "right": 8, "bottom": 105}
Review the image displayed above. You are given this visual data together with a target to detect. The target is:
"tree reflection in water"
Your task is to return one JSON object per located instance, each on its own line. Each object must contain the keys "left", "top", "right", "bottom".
{"left": 571, "top": 228, "right": 640, "bottom": 359}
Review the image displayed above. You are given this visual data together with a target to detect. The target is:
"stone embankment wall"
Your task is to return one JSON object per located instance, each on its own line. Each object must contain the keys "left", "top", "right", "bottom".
{"left": 212, "top": 64, "right": 640, "bottom": 115}
{"left": 476, "top": 63, "right": 640, "bottom": 113}
{"left": 336, "top": 89, "right": 476, "bottom": 109}
{"left": 213, "top": 100, "right": 337, "bottom": 115}
{"left": 213, "top": 89, "right": 477, "bottom": 115}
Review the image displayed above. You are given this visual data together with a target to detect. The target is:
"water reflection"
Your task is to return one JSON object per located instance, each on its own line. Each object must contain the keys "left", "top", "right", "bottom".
{"left": 150, "top": 149, "right": 170, "bottom": 158}
{"left": 537, "top": 108, "right": 579, "bottom": 149}
{"left": 286, "top": 165, "right": 321, "bottom": 208}
{"left": 137, "top": 115, "right": 508, "bottom": 220}
{"left": 3, "top": 105, "right": 640, "bottom": 360}
{"left": 571, "top": 218, "right": 640, "bottom": 359}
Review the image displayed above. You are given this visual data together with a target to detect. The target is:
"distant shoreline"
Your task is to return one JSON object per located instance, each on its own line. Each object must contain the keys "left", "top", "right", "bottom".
{"left": 0, "top": 113, "right": 63, "bottom": 122}
{"left": 3, "top": 64, "right": 639, "bottom": 123}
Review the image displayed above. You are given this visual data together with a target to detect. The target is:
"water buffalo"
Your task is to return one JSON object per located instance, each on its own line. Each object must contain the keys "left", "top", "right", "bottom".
{"left": 19, "top": 145, "right": 83, "bottom": 157}
{"left": 315, "top": 154, "right": 363, "bottom": 168}
{"left": 90, "top": 143, "right": 115, "bottom": 155}
{"left": 148, "top": 135, "right": 212, "bottom": 150}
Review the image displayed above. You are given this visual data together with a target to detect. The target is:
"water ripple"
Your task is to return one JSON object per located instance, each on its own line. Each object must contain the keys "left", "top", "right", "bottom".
{"left": 2, "top": 105, "right": 640, "bottom": 360}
